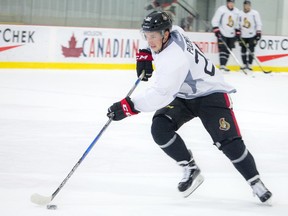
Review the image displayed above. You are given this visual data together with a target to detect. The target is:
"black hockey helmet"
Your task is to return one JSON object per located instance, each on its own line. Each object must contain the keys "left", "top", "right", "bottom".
{"left": 141, "top": 11, "right": 172, "bottom": 32}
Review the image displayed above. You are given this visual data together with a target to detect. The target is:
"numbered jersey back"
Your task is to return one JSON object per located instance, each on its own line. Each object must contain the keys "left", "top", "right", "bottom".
{"left": 169, "top": 26, "right": 235, "bottom": 99}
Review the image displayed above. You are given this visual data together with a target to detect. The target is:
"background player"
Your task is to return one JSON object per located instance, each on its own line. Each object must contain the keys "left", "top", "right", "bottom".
{"left": 238, "top": 0, "right": 262, "bottom": 70}
{"left": 211, "top": 0, "right": 240, "bottom": 72}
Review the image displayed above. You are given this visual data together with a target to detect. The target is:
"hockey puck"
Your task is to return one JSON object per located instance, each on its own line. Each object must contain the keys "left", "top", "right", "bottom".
{"left": 46, "top": 204, "right": 57, "bottom": 210}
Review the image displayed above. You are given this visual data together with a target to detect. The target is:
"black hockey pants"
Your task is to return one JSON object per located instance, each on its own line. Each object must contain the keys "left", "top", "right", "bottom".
{"left": 151, "top": 93, "right": 259, "bottom": 180}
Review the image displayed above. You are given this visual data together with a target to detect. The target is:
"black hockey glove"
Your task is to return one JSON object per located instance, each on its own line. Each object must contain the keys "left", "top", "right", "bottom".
{"left": 255, "top": 31, "right": 262, "bottom": 41}
{"left": 107, "top": 97, "right": 139, "bottom": 121}
{"left": 136, "top": 49, "right": 153, "bottom": 81}
{"left": 235, "top": 29, "right": 241, "bottom": 41}
{"left": 213, "top": 27, "right": 221, "bottom": 39}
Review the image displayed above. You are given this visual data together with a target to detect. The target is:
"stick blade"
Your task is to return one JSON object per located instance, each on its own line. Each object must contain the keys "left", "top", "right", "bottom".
{"left": 31, "top": 193, "right": 52, "bottom": 205}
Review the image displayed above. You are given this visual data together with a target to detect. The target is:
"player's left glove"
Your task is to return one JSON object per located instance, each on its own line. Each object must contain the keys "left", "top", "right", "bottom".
{"left": 235, "top": 29, "right": 241, "bottom": 41}
{"left": 136, "top": 49, "right": 154, "bottom": 81}
{"left": 255, "top": 31, "right": 262, "bottom": 41}
{"left": 107, "top": 97, "right": 139, "bottom": 121}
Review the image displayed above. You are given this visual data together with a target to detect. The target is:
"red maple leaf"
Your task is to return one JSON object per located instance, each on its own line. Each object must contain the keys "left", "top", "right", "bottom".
{"left": 62, "top": 34, "right": 83, "bottom": 57}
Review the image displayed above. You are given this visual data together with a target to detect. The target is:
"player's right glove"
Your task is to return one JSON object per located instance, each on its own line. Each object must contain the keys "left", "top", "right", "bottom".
{"left": 107, "top": 97, "right": 139, "bottom": 121}
{"left": 136, "top": 49, "right": 154, "bottom": 81}
{"left": 213, "top": 27, "right": 221, "bottom": 39}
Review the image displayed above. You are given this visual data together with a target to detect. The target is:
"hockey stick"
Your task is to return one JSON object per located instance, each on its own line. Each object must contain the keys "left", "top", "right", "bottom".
{"left": 31, "top": 71, "right": 145, "bottom": 206}
{"left": 239, "top": 38, "right": 272, "bottom": 74}
{"left": 219, "top": 37, "right": 248, "bottom": 75}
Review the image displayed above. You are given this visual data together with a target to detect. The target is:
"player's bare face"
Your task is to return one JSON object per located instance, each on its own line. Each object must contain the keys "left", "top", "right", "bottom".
{"left": 144, "top": 32, "right": 164, "bottom": 53}
{"left": 244, "top": 4, "right": 251, "bottom": 12}
{"left": 227, "top": 2, "right": 234, "bottom": 10}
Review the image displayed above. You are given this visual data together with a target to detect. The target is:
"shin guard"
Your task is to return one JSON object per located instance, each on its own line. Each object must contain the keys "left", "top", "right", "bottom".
{"left": 218, "top": 138, "right": 259, "bottom": 180}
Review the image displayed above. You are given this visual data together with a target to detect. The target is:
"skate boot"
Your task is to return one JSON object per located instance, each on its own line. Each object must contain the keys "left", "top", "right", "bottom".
{"left": 242, "top": 64, "right": 253, "bottom": 70}
{"left": 219, "top": 65, "right": 230, "bottom": 72}
{"left": 177, "top": 156, "right": 204, "bottom": 198}
{"left": 246, "top": 64, "right": 253, "bottom": 71}
{"left": 249, "top": 177, "right": 272, "bottom": 203}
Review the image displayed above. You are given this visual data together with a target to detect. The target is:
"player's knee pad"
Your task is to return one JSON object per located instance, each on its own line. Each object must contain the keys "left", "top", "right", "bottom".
{"left": 151, "top": 116, "right": 176, "bottom": 146}
{"left": 241, "top": 46, "right": 247, "bottom": 53}
{"left": 219, "top": 43, "right": 227, "bottom": 53}
{"left": 151, "top": 116, "right": 191, "bottom": 162}
{"left": 215, "top": 137, "right": 248, "bottom": 163}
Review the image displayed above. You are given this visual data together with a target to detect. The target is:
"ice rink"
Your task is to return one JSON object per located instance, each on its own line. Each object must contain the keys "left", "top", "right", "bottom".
{"left": 0, "top": 69, "right": 287, "bottom": 216}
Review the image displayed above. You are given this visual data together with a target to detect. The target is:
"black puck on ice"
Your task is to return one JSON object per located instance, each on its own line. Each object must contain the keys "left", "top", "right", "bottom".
{"left": 46, "top": 204, "right": 57, "bottom": 210}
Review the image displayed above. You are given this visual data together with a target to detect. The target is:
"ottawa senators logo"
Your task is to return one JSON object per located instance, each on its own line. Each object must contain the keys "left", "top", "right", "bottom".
{"left": 219, "top": 118, "right": 230, "bottom": 131}
{"left": 226, "top": 16, "right": 234, "bottom": 27}
{"left": 243, "top": 17, "right": 251, "bottom": 29}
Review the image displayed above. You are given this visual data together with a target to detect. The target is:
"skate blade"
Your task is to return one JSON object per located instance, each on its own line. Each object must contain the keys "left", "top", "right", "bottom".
{"left": 264, "top": 198, "right": 273, "bottom": 206}
{"left": 262, "top": 195, "right": 273, "bottom": 206}
{"left": 182, "top": 174, "right": 204, "bottom": 198}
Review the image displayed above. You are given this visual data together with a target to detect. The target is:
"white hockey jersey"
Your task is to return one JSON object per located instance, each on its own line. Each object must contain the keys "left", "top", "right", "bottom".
{"left": 211, "top": 5, "right": 240, "bottom": 38}
{"left": 132, "top": 26, "right": 236, "bottom": 112}
{"left": 238, "top": 9, "right": 262, "bottom": 38}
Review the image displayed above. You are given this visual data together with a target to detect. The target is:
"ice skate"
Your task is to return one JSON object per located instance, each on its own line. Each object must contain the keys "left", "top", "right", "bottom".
{"left": 246, "top": 64, "right": 253, "bottom": 71}
{"left": 249, "top": 177, "right": 272, "bottom": 204}
{"left": 241, "top": 64, "right": 252, "bottom": 71}
{"left": 177, "top": 157, "right": 204, "bottom": 198}
{"left": 219, "top": 65, "right": 230, "bottom": 72}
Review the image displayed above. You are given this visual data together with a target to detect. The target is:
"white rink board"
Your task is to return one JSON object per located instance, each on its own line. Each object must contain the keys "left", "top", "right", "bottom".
{"left": 0, "top": 24, "right": 288, "bottom": 70}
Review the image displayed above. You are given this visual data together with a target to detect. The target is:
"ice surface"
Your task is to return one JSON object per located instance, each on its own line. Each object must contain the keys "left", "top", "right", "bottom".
{"left": 0, "top": 69, "right": 287, "bottom": 215}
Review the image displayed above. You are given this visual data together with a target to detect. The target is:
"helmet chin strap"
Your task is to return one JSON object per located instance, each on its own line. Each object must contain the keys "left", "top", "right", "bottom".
{"left": 155, "top": 32, "right": 170, "bottom": 54}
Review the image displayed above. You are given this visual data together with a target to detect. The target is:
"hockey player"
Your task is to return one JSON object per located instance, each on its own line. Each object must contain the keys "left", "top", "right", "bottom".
{"left": 238, "top": 0, "right": 262, "bottom": 70}
{"left": 107, "top": 11, "right": 272, "bottom": 203}
{"left": 211, "top": 0, "right": 240, "bottom": 72}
